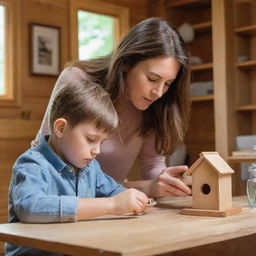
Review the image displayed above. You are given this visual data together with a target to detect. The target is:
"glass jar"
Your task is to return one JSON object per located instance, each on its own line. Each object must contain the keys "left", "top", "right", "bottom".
{"left": 247, "top": 163, "right": 256, "bottom": 208}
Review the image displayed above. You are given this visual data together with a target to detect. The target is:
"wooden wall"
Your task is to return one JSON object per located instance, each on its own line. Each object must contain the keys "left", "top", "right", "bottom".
{"left": 0, "top": 0, "right": 149, "bottom": 253}
{"left": 97, "top": 0, "right": 149, "bottom": 27}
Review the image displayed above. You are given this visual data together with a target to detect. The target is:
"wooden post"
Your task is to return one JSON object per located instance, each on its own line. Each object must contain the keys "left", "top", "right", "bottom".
{"left": 212, "top": 0, "right": 236, "bottom": 160}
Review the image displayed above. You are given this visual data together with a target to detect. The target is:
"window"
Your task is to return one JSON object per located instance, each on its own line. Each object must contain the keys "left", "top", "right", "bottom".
{"left": 78, "top": 11, "right": 115, "bottom": 60}
{"left": 0, "top": 0, "right": 19, "bottom": 106}
{"left": 70, "top": 0, "right": 129, "bottom": 60}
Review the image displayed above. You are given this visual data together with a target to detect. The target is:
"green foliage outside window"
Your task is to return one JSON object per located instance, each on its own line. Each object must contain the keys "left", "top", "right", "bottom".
{"left": 78, "top": 10, "right": 115, "bottom": 60}
{"left": 0, "top": 5, "right": 5, "bottom": 94}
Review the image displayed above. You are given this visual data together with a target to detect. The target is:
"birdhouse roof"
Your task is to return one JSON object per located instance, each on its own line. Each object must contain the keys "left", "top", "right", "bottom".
{"left": 186, "top": 152, "right": 234, "bottom": 176}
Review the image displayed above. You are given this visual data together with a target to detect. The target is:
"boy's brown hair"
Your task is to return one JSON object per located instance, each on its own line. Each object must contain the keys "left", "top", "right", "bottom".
{"left": 49, "top": 80, "right": 118, "bottom": 133}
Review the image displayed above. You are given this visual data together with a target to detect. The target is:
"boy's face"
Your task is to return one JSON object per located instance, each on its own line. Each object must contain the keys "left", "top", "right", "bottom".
{"left": 58, "top": 120, "right": 108, "bottom": 168}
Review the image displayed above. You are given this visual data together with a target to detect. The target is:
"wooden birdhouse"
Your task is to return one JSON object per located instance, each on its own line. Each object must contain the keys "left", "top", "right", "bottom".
{"left": 181, "top": 152, "right": 242, "bottom": 217}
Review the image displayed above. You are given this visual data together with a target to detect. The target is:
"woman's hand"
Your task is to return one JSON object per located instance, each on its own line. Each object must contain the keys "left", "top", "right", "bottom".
{"left": 149, "top": 166, "right": 192, "bottom": 198}
{"left": 110, "top": 188, "right": 149, "bottom": 215}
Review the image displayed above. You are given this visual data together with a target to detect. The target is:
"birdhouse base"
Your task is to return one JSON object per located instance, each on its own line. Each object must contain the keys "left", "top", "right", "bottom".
{"left": 180, "top": 206, "right": 242, "bottom": 217}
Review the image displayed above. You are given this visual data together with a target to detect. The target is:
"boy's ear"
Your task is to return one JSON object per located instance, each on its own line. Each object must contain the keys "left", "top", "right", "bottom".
{"left": 53, "top": 118, "right": 68, "bottom": 138}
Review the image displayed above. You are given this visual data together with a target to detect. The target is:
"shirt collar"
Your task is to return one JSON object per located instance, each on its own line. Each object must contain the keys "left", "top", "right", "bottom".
{"left": 37, "top": 135, "right": 67, "bottom": 173}
{"left": 37, "top": 135, "right": 90, "bottom": 174}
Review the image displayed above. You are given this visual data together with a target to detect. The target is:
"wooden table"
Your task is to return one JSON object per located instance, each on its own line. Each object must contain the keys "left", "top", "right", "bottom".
{"left": 0, "top": 196, "right": 255, "bottom": 256}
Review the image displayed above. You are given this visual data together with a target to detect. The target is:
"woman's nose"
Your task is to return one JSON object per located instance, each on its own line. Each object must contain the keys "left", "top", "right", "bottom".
{"left": 151, "top": 85, "right": 164, "bottom": 99}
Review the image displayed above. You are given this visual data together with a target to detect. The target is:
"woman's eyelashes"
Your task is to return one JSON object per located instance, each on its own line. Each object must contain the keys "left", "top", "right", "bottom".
{"left": 165, "top": 81, "right": 172, "bottom": 87}
{"left": 147, "top": 76, "right": 156, "bottom": 83}
{"left": 147, "top": 76, "right": 172, "bottom": 87}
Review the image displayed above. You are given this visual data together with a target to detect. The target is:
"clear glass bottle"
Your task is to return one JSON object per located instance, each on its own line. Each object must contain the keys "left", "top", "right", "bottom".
{"left": 246, "top": 146, "right": 256, "bottom": 208}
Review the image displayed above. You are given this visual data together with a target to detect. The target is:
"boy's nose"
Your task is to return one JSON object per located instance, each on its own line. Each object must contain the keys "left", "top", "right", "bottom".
{"left": 91, "top": 146, "right": 100, "bottom": 156}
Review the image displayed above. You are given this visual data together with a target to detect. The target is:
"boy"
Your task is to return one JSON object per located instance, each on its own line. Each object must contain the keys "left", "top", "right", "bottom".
{"left": 6, "top": 80, "right": 149, "bottom": 256}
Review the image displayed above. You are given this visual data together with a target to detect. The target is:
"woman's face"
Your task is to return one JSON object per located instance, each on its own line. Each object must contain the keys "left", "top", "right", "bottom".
{"left": 125, "top": 56, "right": 180, "bottom": 110}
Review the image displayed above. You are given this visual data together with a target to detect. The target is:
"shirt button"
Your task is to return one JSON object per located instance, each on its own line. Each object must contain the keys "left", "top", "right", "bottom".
{"left": 69, "top": 168, "right": 75, "bottom": 174}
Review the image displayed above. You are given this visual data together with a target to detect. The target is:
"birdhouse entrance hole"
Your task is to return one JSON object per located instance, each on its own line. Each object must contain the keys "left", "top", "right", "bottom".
{"left": 201, "top": 183, "right": 211, "bottom": 194}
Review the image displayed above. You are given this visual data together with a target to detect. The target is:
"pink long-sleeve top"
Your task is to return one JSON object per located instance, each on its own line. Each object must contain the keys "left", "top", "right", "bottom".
{"left": 32, "top": 67, "right": 166, "bottom": 181}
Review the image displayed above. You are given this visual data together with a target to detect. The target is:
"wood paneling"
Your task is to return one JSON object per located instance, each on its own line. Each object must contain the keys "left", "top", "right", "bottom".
{"left": 0, "top": 119, "right": 40, "bottom": 253}
{"left": 104, "top": 0, "right": 149, "bottom": 27}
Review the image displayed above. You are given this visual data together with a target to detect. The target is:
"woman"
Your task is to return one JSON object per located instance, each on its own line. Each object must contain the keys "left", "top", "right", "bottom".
{"left": 33, "top": 17, "right": 192, "bottom": 198}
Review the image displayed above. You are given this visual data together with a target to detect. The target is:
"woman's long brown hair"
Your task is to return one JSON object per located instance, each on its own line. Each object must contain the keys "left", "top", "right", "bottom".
{"left": 68, "top": 17, "right": 191, "bottom": 155}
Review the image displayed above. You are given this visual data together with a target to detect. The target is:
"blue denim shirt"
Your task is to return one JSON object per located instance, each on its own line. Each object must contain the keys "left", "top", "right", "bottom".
{"left": 6, "top": 135, "right": 125, "bottom": 256}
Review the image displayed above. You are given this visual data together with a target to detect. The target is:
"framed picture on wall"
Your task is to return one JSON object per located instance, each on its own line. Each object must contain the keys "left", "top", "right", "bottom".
{"left": 30, "top": 23, "right": 60, "bottom": 76}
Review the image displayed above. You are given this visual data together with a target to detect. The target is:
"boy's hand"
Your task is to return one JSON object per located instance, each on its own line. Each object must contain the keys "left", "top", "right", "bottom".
{"left": 111, "top": 188, "right": 149, "bottom": 215}
{"left": 150, "top": 166, "right": 192, "bottom": 198}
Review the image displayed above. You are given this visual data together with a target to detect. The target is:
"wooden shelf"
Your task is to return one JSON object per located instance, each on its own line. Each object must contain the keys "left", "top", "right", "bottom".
{"left": 236, "top": 60, "right": 256, "bottom": 68}
{"left": 236, "top": 104, "right": 256, "bottom": 111}
{"left": 193, "top": 21, "right": 212, "bottom": 34}
{"left": 191, "top": 94, "right": 214, "bottom": 102}
{"left": 191, "top": 62, "right": 213, "bottom": 71}
{"left": 235, "top": 24, "right": 256, "bottom": 36}
{"left": 236, "top": 0, "right": 255, "bottom": 3}
{"left": 165, "top": 0, "right": 211, "bottom": 9}
{"left": 228, "top": 156, "right": 256, "bottom": 163}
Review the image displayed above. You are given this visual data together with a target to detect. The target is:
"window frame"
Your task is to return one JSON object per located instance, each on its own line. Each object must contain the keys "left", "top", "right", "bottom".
{"left": 69, "top": 0, "right": 130, "bottom": 60}
{"left": 0, "top": 0, "right": 20, "bottom": 107}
